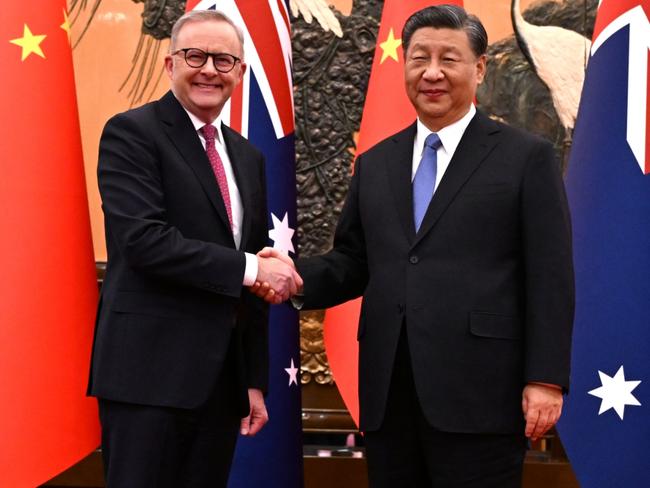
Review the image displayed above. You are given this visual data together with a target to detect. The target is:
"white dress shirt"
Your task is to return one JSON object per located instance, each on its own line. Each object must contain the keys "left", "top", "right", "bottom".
{"left": 182, "top": 107, "right": 258, "bottom": 286}
{"left": 412, "top": 104, "right": 477, "bottom": 188}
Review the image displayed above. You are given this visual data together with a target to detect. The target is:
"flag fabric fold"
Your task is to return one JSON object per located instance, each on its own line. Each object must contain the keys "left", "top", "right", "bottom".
{"left": 558, "top": 1, "right": 650, "bottom": 486}
{"left": 0, "top": 2, "right": 100, "bottom": 487}
{"left": 187, "top": 2, "right": 303, "bottom": 487}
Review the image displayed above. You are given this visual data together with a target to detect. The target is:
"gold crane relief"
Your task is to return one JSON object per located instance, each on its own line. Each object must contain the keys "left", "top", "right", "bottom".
{"left": 300, "top": 310, "right": 334, "bottom": 385}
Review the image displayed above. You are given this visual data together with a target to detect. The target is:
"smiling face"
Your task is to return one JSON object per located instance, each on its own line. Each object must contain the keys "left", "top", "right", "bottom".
{"left": 404, "top": 27, "right": 486, "bottom": 131}
{"left": 165, "top": 19, "right": 246, "bottom": 123}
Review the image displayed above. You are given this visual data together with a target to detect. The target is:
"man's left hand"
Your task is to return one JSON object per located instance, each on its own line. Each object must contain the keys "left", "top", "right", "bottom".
{"left": 522, "top": 383, "right": 563, "bottom": 441}
{"left": 240, "top": 388, "right": 268, "bottom": 436}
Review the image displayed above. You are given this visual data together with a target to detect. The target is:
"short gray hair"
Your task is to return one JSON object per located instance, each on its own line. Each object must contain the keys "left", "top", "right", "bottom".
{"left": 170, "top": 10, "right": 245, "bottom": 57}
{"left": 402, "top": 4, "right": 488, "bottom": 57}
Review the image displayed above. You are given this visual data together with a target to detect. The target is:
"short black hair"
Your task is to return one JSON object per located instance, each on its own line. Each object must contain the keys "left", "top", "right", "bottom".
{"left": 401, "top": 4, "right": 488, "bottom": 57}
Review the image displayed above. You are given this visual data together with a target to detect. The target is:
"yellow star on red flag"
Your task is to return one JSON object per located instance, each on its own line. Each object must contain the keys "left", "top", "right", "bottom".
{"left": 60, "top": 9, "right": 71, "bottom": 42}
{"left": 10, "top": 24, "right": 46, "bottom": 61}
{"left": 379, "top": 28, "right": 402, "bottom": 64}
{"left": 3, "top": 6, "right": 102, "bottom": 486}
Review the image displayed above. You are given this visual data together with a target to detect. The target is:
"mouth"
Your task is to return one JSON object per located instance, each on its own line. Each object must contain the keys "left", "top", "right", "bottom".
{"left": 419, "top": 89, "right": 446, "bottom": 99}
{"left": 193, "top": 82, "right": 222, "bottom": 91}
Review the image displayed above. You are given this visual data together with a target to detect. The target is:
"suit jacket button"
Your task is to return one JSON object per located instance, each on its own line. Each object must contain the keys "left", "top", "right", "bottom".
{"left": 409, "top": 255, "right": 419, "bottom": 264}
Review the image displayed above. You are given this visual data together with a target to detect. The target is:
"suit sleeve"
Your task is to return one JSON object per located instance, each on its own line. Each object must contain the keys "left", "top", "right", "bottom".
{"left": 98, "top": 112, "right": 246, "bottom": 297}
{"left": 240, "top": 154, "right": 270, "bottom": 391}
{"left": 521, "top": 141, "right": 575, "bottom": 390}
{"left": 298, "top": 156, "right": 369, "bottom": 309}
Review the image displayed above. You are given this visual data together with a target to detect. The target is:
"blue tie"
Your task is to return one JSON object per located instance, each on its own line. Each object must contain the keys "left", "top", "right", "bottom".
{"left": 413, "top": 133, "right": 442, "bottom": 232}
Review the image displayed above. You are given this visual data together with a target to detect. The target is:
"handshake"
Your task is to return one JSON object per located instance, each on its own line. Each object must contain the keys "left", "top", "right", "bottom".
{"left": 251, "top": 247, "right": 302, "bottom": 304}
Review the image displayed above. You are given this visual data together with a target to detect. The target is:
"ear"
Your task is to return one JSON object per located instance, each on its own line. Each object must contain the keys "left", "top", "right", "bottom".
{"left": 237, "top": 62, "right": 247, "bottom": 83}
{"left": 164, "top": 54, "right": 174, "bottom": 80}
{"left": 475, "top": 54, "right": 487, "bottom": 84}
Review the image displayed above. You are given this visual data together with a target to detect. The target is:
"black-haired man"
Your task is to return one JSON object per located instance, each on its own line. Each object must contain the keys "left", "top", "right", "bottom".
{"left": 259, "top": 4, "right": 574, "bottom": 487}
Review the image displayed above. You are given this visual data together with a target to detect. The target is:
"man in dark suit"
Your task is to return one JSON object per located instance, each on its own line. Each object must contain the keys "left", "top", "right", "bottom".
{"left": 88, "top": 10, "right": 301, "bottom": 488}
{"left": 257, "top": 4, "right": 574, "bottom": 487}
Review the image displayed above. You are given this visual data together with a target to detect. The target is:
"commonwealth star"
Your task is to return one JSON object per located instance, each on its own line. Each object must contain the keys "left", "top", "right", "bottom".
{"left": 268, "top": 211, "right": 295, "bottom": 254}
{"left": 588, "top": 365, "right": 642, "bottom": 420}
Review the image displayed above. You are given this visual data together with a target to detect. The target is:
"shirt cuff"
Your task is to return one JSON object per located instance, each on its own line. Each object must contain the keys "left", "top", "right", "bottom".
{"left": 243, "top": 253, "right": 258, "bottom": 286}
{"left": 527, "top": 382, "right": 563, "bottom": 391}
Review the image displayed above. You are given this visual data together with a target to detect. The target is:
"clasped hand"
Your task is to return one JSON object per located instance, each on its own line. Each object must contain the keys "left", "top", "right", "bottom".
{"left": 251, "top": 247, "right": 302, "bottom": 304}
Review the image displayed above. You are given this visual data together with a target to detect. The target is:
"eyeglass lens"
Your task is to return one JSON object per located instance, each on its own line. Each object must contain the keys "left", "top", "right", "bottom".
{"left": 184, "top": 49, "right": 237, "bottom": 72}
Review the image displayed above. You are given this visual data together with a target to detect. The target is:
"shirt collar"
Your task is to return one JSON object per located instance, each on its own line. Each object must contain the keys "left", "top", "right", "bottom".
{"left": 179, "top": 103, "right": 225, "bottom": 145}
{"left": 415, "top": 104, "right": 476, "bottom": 157}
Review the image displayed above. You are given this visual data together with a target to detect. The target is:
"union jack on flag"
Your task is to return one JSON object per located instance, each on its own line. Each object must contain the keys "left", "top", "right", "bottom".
{"left": 558, "top": 1, "right": 650, "bottom": 486}
{"left": 589, "top": 0, "right": 650, "bottom": 173}
{"left": 186, "top": 2, "right": 302, "bottom": 487}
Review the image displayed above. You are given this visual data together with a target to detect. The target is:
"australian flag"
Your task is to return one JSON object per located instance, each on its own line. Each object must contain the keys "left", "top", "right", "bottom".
{"left": 558, "top": 1, "right": 650, "bottom": 487}
{"left": 186, "top": 1, "right": 303, "bottom": 486}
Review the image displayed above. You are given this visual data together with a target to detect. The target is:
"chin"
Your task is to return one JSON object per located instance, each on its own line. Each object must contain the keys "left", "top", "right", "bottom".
{"left": 420, "top": 108, "right": 448, "bottom": 121}
{"left": 192, "top": 98, "right": 223, "bottom": 110}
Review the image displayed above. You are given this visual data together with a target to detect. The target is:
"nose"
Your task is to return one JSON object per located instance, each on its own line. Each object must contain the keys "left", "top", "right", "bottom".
{"left": 200, "top": 56, "right": 219, "bottom": 75}
{"left": 422, "top": 61, "right": 444, "bottom": 81}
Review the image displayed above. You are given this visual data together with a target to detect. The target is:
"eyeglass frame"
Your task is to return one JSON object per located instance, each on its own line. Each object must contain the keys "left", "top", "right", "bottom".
{"left": 171, "top": 48, "right": 242, "bottom": 73}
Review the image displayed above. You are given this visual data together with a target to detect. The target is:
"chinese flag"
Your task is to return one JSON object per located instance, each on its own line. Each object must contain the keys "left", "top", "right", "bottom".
{"left": 323, "top": 0, "right": 463, "bottom": 427}
{"left": 0, "top": 2, "right": 100, "bottom": 486}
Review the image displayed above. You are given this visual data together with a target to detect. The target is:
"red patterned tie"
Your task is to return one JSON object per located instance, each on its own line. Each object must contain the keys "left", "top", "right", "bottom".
{"left": 200, "top": 124, "right": 233, "bottom": 230}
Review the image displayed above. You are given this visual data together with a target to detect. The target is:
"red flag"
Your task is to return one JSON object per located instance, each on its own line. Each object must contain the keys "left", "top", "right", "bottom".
{"left": 323, "top": 0, "right": 463, "bottom": 427}
{"left": 0, "top": 2, "right": 100, "bottom": 486}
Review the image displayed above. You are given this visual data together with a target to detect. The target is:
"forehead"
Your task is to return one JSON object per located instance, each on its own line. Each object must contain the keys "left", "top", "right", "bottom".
{"left": 176, "top": 19, "right": 240, "bottom": 48}
{"left": 407, "top": 27, "right": 472, "bottom": 53}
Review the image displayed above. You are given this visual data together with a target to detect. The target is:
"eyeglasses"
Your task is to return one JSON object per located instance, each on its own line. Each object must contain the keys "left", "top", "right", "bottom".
{"left": 172, "top": 48, "right": 241, "bottom": 73}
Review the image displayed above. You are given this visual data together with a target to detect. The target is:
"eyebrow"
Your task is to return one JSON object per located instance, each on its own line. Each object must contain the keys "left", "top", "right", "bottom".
{"left": 409, "top": 42, "right": 462, "bottom": 54}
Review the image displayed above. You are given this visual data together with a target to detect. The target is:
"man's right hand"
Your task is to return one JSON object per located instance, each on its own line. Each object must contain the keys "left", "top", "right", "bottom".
{"left": 255, "top": 249, "right": 302, "bottom": 304}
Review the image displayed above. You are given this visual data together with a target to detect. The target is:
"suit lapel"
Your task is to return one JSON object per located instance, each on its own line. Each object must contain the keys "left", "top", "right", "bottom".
{"left": 386, "top": 123, "right": 418, "bottom": 243}
{"left": 221, "top": 124, "right": 256, "bottom": 248}
{"left": 157, "top": 91, "right": 233, "bottom": 237}
{"left": 413, "top": 111, "right": 501, "bottom": 247}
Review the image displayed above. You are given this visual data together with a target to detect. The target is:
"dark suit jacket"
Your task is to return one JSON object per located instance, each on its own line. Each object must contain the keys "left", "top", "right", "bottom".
{"left": 88, "top": 91, "right": 269, "bottom": 414}
{"left": 299, "top": 111, "right": 574, "bottom": 433}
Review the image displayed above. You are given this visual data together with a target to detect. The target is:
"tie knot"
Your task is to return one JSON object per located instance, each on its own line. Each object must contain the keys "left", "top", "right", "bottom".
{"left": 200, "top": 124, "right": 217, "bottom": 142}
{"left": 425, "top": 133, "right": 441, "bottom": 151}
